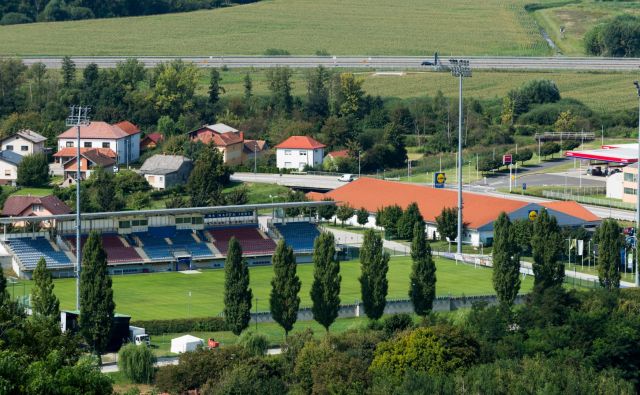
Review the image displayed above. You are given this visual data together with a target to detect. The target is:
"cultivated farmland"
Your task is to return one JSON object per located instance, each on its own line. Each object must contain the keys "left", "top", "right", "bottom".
{"left": 0, "top": 0, "right": 550, "bottom": 56}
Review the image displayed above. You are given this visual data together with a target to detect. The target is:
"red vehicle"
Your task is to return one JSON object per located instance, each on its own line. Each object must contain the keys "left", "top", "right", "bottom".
{"left": 208, "top": 338, "right": 220, "bottom": 349}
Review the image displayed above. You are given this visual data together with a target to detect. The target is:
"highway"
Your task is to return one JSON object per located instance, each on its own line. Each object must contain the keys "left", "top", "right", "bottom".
{"left": 14, "top": 55, "right": 640, "bottom": 71}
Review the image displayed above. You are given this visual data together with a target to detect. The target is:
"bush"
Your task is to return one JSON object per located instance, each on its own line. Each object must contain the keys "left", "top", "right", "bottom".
{"left": 118, "top": 343, "right": 156, "bottom": 384}
{"left": 381, "top": 313, "right": 415, "bottom": 337}
{"left": 584, "top": 15, "right": 640, "bottom": 57}
{"left": 264, "top": 48, "right": 290, "bottom": 56}
{"left": 237, "top": 331, "right": 269, "bottom": 356}
{"left": 131, "top": 317, "right": 227, "bottom": 335}
{"left": 17, "top": 153, "right": 50, "bottom": 187}
{"left": 0, "top": 12, "right": 32, "bottom": 25}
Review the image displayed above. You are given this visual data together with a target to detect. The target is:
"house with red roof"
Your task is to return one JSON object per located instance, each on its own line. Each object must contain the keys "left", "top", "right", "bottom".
{"left": 140, "top": 133, "right": 164, "bottom": 151}
{"left": 308, "top": 177, "right": 601, "bottom": 247}
{"left": 57, "top": 121, "right": 141, "bottom": 165}
{"left": 62, "top": 149, "right": 116, "bottom": 181}
{"left": 275, "top": 136, "right": 326, "bottom": 170}
{"left": 188, "top": 123, "right": 245, "bottom": 166}
{"left": 2, "top": 195, "right": 71, "bottom": 228}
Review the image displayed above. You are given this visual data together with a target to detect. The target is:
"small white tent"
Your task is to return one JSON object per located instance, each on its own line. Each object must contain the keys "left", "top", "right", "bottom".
{"left": 170, "top": 334, "right": 204, "bottom": 354}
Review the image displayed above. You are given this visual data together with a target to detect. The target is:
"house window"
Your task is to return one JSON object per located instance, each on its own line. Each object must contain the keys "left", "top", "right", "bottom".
{"left": 625, "top": 173, "right": 636, "bottom": 182}
{"left": 102, "top": 142, "right": 110, "bottom": 149}
{"left": 83, "top": 142, "right": 92, "bottom": 148}
{"left": 4, "top": 170, "right": 10, "bottom": 177}
{"left": 284, "top": 150, "right": 292, "bottom": 155}
{"left": 5, "top": 145, "right": 13, "bottom": 151}
{"left": 21, "top": 146, "right": 28, "bottom": 151}
{"left": 32, "top": 204, "right": 42, "bottom": 212}
{"left": 299, "top": 151, "right": 307, "bottom": 155}
{"left": 625, "top": 187, "right": 637, "bottom": 195}
{"left": 66, "top": 142, "right": 73, "bottom": 148}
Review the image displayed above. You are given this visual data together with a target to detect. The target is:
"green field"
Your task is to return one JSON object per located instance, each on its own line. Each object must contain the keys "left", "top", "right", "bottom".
{"left": 203, "top": 68, "right": 640, "bottom": 112}
{"left": 533, "top": 1, "right": 640, "bottom": 56}
{"left": 10, "top": 256, "right": 534, "bottom": 320}
{"left": 0, "top": 0, "right": 550, "bottom": 56}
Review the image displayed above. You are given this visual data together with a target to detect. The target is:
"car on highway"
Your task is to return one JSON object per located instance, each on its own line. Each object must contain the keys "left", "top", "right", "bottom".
{"left": 421, "top": 61, "right": 434, "bottom": 66}
{"left": 338, "top": 174, "right": 356, "bottom": 182}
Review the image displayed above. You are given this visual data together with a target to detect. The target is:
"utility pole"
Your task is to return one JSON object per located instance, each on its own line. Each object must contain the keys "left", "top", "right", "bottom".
{"left": 450, "top": 59, "right": 471, "bottom": 255}
{"left": 66, "top": 105, "right": 91, "bottom": 310}
{"left": 254, "top": 140, "right": 258, "bottom": 174}
{"left": 634, "top": 81, "right": 640, "bottom": 287}
{"left": 358, "top": 151, "right": 361, "bottom": 178}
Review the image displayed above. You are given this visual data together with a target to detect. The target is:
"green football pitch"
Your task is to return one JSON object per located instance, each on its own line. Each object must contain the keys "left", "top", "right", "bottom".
{"left": 10, "top": 256, "right": 533, "bottom": 321}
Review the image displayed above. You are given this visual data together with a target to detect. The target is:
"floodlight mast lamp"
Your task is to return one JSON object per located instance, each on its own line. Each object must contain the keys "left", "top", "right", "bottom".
{"left": 450, "top": 59, "right": 471, "bottom": 255}
{"left": 66, "top": 106, "right": 91, "bottom": 310}
{"left": 634, "top": 81, "right": 640, "bottom": 287}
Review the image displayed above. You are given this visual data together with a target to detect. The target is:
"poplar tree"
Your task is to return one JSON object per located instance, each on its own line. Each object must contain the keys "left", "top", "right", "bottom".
{"left": 80, "top": 232, "right": 115, "bottom": 361}
{"left": 492, "top": 213, "right": 521, "bottom": 307}
{"left": 595, "top": 219, "right": 622, "bottom": 291}
{"left": 224, "top": 237, "right": 252, "bottom": 336}
{"left": 409, "top": 222, "right": 436, "bottom": 316}
{"left": 531, "top": 209, "right": 564, "bottom": 291}
{"left": 270, "top": 240, "right": 301, "bottom": 336}
{"left": 359, "top": 229, "right": 389, "bottom": 320}
{"left": 243, "top": 73, "right": 253, "bottom": 101}
{"left": 31, "top": 257, "right": 60, "bottom": 318}
{"left": 0, "top": 263, "right": 7, "bottom": 305}
{"left": 61, "top": 55, "right": 76, "bottom": 88}
{"left": 311, "top": 232, "right": 341, "bottom": 331}
{"left": 208, "top": 68, "right": 225, "bottom": 109}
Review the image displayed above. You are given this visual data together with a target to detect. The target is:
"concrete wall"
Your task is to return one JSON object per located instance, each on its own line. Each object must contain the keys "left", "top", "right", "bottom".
{"left": 607, "top": 171, "right": 624, "bottom": 200}
{"left": 277, "top": 148, "right": 324, "bottom": 170}
{"left": 248, "top": 294, "right": 527, "bottom": 324}
{"left": 2, "top": 136, "right": 44, "bottom": 156}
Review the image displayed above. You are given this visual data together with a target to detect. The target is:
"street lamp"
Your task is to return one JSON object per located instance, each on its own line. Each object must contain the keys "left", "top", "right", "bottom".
{"left": 66, "top": 105, "right": 90, "bottom": 310}
{"left": 633, "top": 81, "right": 640, "bottom": 287}
{"left": 450, "top": 59, "right": 471, "bottom": 255}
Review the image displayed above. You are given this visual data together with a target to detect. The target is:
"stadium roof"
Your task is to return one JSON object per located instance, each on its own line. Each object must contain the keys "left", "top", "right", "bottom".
{"left": 565, "top": 144, "right": 639, "bottom": 164}
{"left": 307, "top": 178, "right": 599, "bottom": 228}
{"left": 0, "top": 200, "right": 336, "bottom": 224}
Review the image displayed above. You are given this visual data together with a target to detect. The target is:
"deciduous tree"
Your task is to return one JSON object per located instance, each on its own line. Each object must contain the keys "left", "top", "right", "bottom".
{"left": 224, "top": 237, "right": 252, "bottom": 335}
{"left": 356, "top": 207, "right": 369, "bottom": 227}
{"left": 397, "top": 202, "right": 423, "bottom": 240}
{"left": 80, "top": 231, "right": 115, "bottom": 361}
{"left": 435, "top": 207, "right": 458, "bottom": 242}
{"left": 359, "top": 229, "right": 389, "bottom": 320}
{"left": 410, "top": 223, "right": 436, "bottom": 316}
{"left": 336, "top": 203, "right": 355, "bottom": 227}
{"left": 187, "top": 143, "right": 230, "bottom": 207}
{"left": 270, "top": 240, "right": 301, "bottom": 336}
{"left": 17, "top": 152, "right": 50, "bottom": 187}
{"left": 492, "top": 213, "right": 521, "bottom": 307}
{"left": 311, "top": 232, "right": 340, "bottom": 331}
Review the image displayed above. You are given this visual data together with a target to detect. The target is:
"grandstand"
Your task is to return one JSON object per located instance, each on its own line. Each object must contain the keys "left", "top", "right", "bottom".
{"left": 0, "top": 201, "right": 331, "bottom": 279}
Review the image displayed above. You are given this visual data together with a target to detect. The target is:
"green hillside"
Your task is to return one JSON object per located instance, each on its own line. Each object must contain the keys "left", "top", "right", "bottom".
{"left": 0, "top": 0, "right": 550, "bottom": 56}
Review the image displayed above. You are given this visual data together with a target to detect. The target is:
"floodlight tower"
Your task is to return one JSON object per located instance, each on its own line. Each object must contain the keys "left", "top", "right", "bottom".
{"left": 66, "top": 106, "right": 91, "bottom": 310}
{"left": 450, "top": 59, "right": 471, "bottom": 255}
{"left": 634, "top": 81, "right": 640, "bottom": 287}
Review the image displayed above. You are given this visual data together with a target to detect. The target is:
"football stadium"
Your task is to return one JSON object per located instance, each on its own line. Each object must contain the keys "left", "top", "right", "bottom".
{"left": 1, "top": 201, "right": 332, "bottom": 279}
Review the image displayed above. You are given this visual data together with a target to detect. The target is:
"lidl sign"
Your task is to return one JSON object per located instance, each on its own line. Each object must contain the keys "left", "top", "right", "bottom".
{"left": 434, "top": 172, "right": 446, "bottom": 188}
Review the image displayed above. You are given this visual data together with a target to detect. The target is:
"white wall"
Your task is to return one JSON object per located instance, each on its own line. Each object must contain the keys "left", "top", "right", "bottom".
{"left": 58, "top": 136, "right": 140, "bottom": 165}
{"left": 0, "top": 161, "right": 18, "bottom": 185}
{"left": 2, "top": 136, "right": 43, "bottom": 156}
{"left": 607, "top": 171, "right": 624, "bottom": 199}
{"left": 277, "top": 148, "right": 324, "bottom": 170}
{"left": 144, "top": 174, "right": 166, "bottom": 190}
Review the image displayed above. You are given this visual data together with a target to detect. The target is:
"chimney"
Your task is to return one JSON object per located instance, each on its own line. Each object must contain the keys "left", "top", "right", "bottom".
{"left": 239, "top": 131, "right": 244, "bottom": 141}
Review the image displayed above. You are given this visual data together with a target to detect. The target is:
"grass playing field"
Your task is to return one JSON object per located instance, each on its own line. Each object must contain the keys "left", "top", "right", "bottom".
{"left": 0, "top": 0, "right": 549, "bottom": 56}
{"left": 10, "top": 256, "right": 534, "bottom": 321}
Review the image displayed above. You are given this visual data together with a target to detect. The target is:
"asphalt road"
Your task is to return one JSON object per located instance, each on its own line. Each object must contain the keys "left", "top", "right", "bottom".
{"left": 232, "top": 172, "right": 343, "bottom": 190}
{"left": 13, "top": 55, "right": 640, "bottom": 71}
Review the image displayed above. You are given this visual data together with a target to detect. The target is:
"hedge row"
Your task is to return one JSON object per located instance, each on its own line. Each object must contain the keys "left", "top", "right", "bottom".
{"left": 131, "top": 317, "right": 227, "bottom": 335}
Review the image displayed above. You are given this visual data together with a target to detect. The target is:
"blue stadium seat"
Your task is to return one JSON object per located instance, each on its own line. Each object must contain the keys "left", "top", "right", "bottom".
{"left": 274, "top": 222, "right": 320, "bottom": 252}
{"left": 135, "top": 228, "right": 213, "bottom": 260}
{"left": 7, "top": 237, "right": 72, "bottom": 270}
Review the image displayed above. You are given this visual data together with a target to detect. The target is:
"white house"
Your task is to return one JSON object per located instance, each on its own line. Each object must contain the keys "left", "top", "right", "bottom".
{"left": 0, "top": 130, "right": 47, "bottom": 156}
{"left": 275, "top": 136, "right": 326, "bottom": 170}
{"left": 57, "top": 121, "right": 141, "bottom": 165}
{"left": 0, "top": 151, "right": 23, "bottom": 186}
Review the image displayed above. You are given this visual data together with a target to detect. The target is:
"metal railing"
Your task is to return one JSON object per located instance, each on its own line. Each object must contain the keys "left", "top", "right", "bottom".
{"left": 534, "top": 132, "right": 595, "bottom": 141}
{"left": 542, "top": 191, "right": 635, "bottom": 210}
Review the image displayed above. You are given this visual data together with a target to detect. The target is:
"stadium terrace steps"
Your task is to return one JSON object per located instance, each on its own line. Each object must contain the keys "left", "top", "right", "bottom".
{"left": 274, "top": 222, "right": 320, "bottom": 252}
{"left": 6, "top": 237, "right": 72, "bottom": 269}
{"left": 66, "top": 234, "right": 142, "bottom": 264}
{"left": 208, "top": 225, "right": 276, "bottom": 256}
{"left": 134, "top": 227, "right": 214, "bottom": 260}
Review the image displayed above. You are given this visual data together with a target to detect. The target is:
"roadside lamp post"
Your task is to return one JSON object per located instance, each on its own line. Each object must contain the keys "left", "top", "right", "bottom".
{"left": 633, "top": 81, "right": 640, "bottom": 287}
{"left": 450, "top": 59, "right": 471, "bottom": 255}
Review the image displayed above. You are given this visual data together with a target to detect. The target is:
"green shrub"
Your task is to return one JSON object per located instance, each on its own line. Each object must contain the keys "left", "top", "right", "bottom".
{"left": 381, "top": 313, "right": 415, "bottom": 337}
{"left": 131, "top": 317, "right": 227, "bottom": 335}
{"left": 237, "top": 331, "right": 269, "bottom": 356}
{"left": 264, "top": 48, "right": 290, "bottom": 56}
{"left": 118, "top": 343, "right": 156, "bottom": 384}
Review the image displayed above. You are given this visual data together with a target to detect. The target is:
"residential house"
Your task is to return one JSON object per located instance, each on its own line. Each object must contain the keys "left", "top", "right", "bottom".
{"left": 323, "top": 149, "right": 351, "bottom": 171}
{"left": 0, "top": 151, "right": 24, "bottom": 186}
{"left": 2, "top": 195, "right": 71, "bottom": 228}
{"left": 307, "top": 177, "right": 601, "bottom": 247}
{"left": 188, "top": 123, "right": 244, "bottom": 165}
{"left": 57, "top": 121, "right": 141, "bottom": 165}
{"left": 63, "top": 149, "right": 116, "bottom": 181}
{"left": 0, "top": 130, "right": 47, "bottom": 156}
{"left": 242, "top": 139, "right": 267, "bottom": 165}
{"left": 139, "top": 154, "right": 193, "bottom": 190}
{"left": 275, "top": 136, "right": 326, "bottom": 170}
{"left": 140, "top": 133, "right": 164, "bottom": 151}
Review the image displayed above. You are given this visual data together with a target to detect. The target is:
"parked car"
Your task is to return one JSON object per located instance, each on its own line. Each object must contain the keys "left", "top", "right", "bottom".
{"left": 338, "top": 174, "right": 355, "bottom": 182}
{"left": 587, "top": 166, "right": 603, "bottom": 176}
